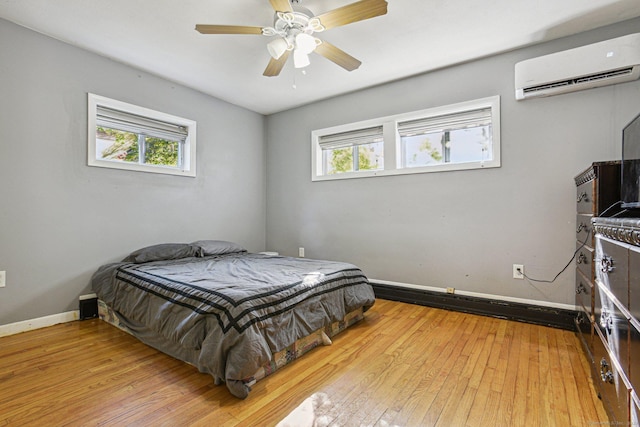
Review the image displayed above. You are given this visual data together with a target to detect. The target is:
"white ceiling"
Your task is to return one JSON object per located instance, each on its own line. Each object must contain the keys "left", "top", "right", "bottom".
{"left": 1, "top": 0, "right": 639, "bottom": 115}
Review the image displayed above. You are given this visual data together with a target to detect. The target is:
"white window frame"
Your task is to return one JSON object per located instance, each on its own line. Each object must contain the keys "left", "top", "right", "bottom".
{"left": 311, "top": 96, "right": 500, "bottom": 181}
{"left": 88, "top": 93, "right": 197, "bottom": 177}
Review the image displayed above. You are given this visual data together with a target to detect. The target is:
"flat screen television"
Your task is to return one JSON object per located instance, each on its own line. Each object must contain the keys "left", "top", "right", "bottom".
{"left": 622, "top": 112, "right": 640, "bottom": 209}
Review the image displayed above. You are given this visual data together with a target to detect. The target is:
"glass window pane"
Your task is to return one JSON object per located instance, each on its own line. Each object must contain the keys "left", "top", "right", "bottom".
{"left": 323, "top": 141, "right": 385, "bottom": 174}
{"left": 403, "top": 133, "right": 444, "bottom": 168}
{"left": 402, "top": 124, "right": 492, "bottom": 168}
{"left": 96, "top": 126, "right": 138, "bottom": 163}
{"left": 448, "top": 125, "right": 492, "bottom": 163}
{"left": 144, "top": 136, "right": 179, "bottom": 167}
{"left": 357, "top": 141, "right": 384, "bottom": 171}
{"left": 325, "top": 147, "right": 354, "bottom": 174}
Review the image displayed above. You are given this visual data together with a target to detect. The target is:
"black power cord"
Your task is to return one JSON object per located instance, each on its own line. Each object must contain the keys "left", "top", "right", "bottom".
{"left": 520, "top": 230, "right": 590, "bottom": 283}
{"left": 520, "top": 199, "right": 625, "bottom": 284}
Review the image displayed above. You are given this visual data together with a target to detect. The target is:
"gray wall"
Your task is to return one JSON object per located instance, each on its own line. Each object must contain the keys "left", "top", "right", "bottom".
{"left": 0, "top": 19, "right": 266, "bottom": 325}
{"left": 2, "top": 16, "right": 640, "bottom": 327}
{"left": 265, "top": 18, "right": 640, "bottom": 307}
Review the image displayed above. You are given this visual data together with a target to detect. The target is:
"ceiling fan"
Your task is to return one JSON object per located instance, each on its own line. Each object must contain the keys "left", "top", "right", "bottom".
{"left": 195, "top": 0, "right": 388, "bottom": 77}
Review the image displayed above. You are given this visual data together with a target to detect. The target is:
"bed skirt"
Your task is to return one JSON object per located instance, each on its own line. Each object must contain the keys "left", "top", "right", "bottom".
{"left": 97, "top": 299, "right": 364, "bottom": 387}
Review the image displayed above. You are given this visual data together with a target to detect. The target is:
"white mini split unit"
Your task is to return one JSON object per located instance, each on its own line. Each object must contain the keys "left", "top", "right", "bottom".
{"left": 515, "top": 33, "right": 640, "bottom": 100}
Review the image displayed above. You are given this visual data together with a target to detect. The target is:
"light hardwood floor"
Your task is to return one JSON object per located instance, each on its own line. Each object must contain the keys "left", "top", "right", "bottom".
{"left": 0, "top": 299, "right": 608, "bottom": 426}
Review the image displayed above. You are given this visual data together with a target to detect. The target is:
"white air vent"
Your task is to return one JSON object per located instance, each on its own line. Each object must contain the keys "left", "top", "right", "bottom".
{"left": 515, "top": 33, "right": 640, "bottom": 100}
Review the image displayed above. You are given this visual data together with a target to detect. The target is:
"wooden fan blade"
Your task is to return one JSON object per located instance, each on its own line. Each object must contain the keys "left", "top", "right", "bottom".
{"left": 315, "top": 0, "right": 388, "bottom": 30}
{"left": 195, "top": 25, "right": 263, "bottom": 35}
{"left": 263, "top": 50, "right": 291, "bottom": 77}
{"left": 315, "top": 41, "right": 361, "bottom": 71}
{"left": 269, "top": 0, "right": 293, "bottom": 13}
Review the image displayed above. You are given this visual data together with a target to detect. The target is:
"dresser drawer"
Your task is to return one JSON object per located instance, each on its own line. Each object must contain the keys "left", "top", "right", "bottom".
{"left": 593, "top": 328, "right": 630, "bottom": 423}
{"left": 631, "top": 321, "right": 640, "bottom": 401}
{"left": 575, "top": 270, "right": 593, "bottom": 315}
{"left": 576, "top": 180, "right": 594, "bottom": 214}
{"left": 575, "top": 309, "right": 593, "bottom": 354}
{"left": 629, "top": 246, "right": 640, "bottom": 320}
{"left": 576, "top": 214, "right": 593, "bottom": 245}
{"left": 632, "top": 392, "right": 640, "bottom": 427}
{"left": 597, "top": 236, "right": 630, "bottom": 309}
{"left": 576, "top": 242, "right": 595, "bottom": 279}
{"left": 595, "top": 282, "right": 630, "bottom": 374}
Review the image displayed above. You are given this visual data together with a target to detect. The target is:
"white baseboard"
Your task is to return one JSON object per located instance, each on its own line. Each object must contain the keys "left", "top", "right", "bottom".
{"left": 370, "top": 278, "right": 577, "bottom": 311}
{"left": 0, "top": 311, "right": 79, "bottom": 338}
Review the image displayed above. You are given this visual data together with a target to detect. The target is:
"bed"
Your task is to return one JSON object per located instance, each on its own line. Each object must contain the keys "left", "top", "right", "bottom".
{"left": 90, "top": 240, "right": 375, "bottom": 399}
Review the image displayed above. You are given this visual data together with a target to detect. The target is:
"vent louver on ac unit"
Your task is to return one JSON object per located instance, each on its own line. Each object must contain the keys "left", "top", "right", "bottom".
{"left": 515, "top": 33, "right": 640, "bottom": 100}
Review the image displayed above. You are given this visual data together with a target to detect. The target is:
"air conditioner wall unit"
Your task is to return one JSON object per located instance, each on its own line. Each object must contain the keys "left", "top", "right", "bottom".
{"left": 515, "top": 33, "right": 640, "bottom": 100}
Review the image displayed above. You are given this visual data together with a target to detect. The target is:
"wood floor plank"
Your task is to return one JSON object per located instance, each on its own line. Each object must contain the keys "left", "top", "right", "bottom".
{"left": 537, "top": 320, "right": 556, "bottom": 427}
{"left": 408, "top": 314, "right": 476, "bottom": 425}
{"left": 557, "top": 328, "right": 592, "bottom": 426}
{"left": 525, "top": 323, "right": 541, "bottom": 427}
{"left": 465, "top": 370, "right": 495, "bottom": 426}
{"left": 490, "top": 319, "right": 514, "bottom": 394}
{"left": 495, "top": 321, "right": 519, "bottom": 425}
{"left": 548, "top": 328, "right": 572, "bottom": 426}
{"left": 511, "top": 322, "right": 531, "bottom": 426}
{"left": 0, "top": 299, "right": 610, "bottom": 426}
{"left": 566, "top": 332, "right": 610, "bottom": 423}
{"left": 478, "top": 389, "right": 503, "bottom": 426}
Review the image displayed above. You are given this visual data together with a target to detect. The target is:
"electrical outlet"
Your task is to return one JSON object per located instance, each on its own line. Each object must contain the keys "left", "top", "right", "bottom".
{"left": 446, "top": 287, "right": 455, "bottom": 294}
{"left": 513, "top": 264, "right": 524, "bottom": 279}
{"left": 298, "top": 247, "right": 305, "bottom": 257}
{"left": 0, "top": 271, "right": 5, "bottom": 287}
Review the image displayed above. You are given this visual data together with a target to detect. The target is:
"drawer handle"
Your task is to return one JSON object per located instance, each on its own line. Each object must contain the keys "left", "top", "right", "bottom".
{"left": 577, "top": 192, "right": 589, "bottom": 203}
{"left": 600, "top": 307, "right": 613, "bottom": 335}
{"left": 576, "top": 282, "right": 587, "bottom": 295}
{"left": 576, "top": 311, "right": 588, "bottom": 325}
{"left": 600, "top": 256, "right": 614, "bottom": 273}
{"left": 600, "top": 358, "right": 614, "bottom": 384}
{"left": 577, "top": 252, "right": 588, "bottom": 265}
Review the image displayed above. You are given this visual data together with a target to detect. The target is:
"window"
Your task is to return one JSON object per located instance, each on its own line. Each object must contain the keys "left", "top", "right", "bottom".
{"left": 88, "top": 94, "right": 196, "bottom": 177}
{"left": 319, "top": 126, "right": 384, "bottom": 174}
{"left": 312, "top": 96, "right": 500, "bottom": 181}
{"left": 399, "top": 107, "right": 493, "bottom": 168}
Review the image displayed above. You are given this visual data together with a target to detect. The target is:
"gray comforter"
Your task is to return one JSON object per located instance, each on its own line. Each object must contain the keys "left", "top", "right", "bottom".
{"left": 91, "top": 252, "right": 375, "bottom": 398}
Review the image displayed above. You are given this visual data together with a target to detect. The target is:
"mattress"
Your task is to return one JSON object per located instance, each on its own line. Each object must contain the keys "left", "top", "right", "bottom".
{"left": 91, "top": 244, "right": 375, "bottom": 398}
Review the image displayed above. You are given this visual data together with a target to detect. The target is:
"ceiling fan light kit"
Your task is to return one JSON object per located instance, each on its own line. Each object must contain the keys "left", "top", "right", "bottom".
{"left": 294, "top": 33, "right": 319, "bottom": 55}
{"left": 267, "top": 37, "right": 289, "bottom": 60}
{"left": 195, "top": 0, "right": 388, "bottom": 77}
{"left": 293, "top": 48, "right": 311, "bottom": 68}
{"left": 265, "top": 22, "right": 319, "bottom": 62}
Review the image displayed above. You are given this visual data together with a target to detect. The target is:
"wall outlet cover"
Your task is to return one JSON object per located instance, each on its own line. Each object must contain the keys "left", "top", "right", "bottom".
{"left": 513, "top": 264, "right": 524, "bottom": 279}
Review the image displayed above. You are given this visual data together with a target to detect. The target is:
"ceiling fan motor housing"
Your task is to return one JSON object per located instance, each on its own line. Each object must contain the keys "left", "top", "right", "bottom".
{"left": 266, "top": 5, "right": 323, "bottom": 38}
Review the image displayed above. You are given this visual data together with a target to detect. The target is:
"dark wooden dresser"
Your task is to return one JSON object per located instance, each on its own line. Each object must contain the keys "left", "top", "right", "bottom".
{"left": 573, "top": 162, "right": 632, "bottom": 423}
{"left": 574, "top": 162, "right": 621, "bottom": 351}
{"left": 591, "top": 218, "right": 640, "bottom": 425}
